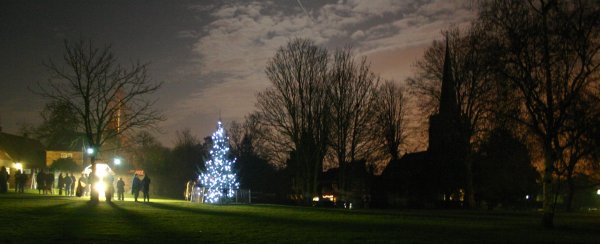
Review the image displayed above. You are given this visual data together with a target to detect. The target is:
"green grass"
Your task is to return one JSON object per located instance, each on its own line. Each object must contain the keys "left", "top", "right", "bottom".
{"left": 1, "top": 192, "right": 600, "bottom": 243}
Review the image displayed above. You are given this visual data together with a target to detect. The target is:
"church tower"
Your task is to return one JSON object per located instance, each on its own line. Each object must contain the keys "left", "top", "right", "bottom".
{"left": 427, "top": 36, "right": 468, "bottom": 196}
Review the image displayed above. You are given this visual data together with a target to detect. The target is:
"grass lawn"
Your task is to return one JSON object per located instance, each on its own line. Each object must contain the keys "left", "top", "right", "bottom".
{"left": 1, "top": 192, "right": 600, "bottom": 243}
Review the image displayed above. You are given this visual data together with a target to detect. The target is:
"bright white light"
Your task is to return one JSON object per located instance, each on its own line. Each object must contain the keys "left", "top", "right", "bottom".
{"left": 86, "top": 148, "right": 94, "bottom": 155}
{"left": 96, "top": 164, "right": 109, "bottom": 178}
{"left": 525, "top": 195, "right": 530, "bottom": 200}
{"left": 114, "top": 158, "right": 121, "bottom": 165}
{"left": 82, "top": 163, "right": 112, "bottom": 200}
{"left": 597, "top": 189, "right": 600, "bottom": 196}
{"left": 14, "top": 162, "right": 23, "bottom": 171}
{"left": 94, "top": 182, "right": 106, "bottom": 197}
{"left": 312, "top": 196, "right": 319, "bottom": 202}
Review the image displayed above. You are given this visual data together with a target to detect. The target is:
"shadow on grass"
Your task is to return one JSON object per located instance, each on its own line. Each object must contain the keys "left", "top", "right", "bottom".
{"left": 106, "top": 201, "right": 191, "bottom": 241}
{"left": 143, "top": 201, "right": 396, "bottom": 232}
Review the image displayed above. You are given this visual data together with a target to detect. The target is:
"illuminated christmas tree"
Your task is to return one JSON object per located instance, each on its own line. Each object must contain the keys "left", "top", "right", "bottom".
{"left": 199, "top": 120, "right": 239, "bottom": 203}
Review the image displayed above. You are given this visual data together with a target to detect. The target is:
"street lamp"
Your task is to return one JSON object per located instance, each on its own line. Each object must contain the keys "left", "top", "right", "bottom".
{"left": 86, "top": 147, "right": 95, "bottom": 155}
{"left": 114, "top": 158, "right": 121, "bottom": 165}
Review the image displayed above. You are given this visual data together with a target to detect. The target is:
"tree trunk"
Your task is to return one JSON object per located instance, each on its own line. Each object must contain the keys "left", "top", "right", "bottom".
{"left": 565, "top": 175, "right": 575, "bottom": 212}
{"left": 541, "top": 148, "right": 555, "bottom": 228}
{"left": 89, "top": 156, "right": 99, "bottom": 202}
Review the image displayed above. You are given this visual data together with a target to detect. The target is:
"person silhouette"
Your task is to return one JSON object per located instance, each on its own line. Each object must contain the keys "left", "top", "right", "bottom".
{"left": 142, "top": 175, "right": 151, "bottom": 202}
{"left": 132, "top": 173, "right": 141, "bottom": 202}
{"left": 116, "top": 177, "right": 125, "bottom": 201}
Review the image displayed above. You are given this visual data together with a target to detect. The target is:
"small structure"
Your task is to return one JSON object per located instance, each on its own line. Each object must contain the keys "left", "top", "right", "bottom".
{"left": 82, "top": 163, "right": 115, "bottom": 200}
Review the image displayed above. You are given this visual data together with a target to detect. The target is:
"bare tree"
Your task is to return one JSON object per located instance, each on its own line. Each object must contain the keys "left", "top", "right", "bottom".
{"left": 372, "top": 81, "right": 408, "bottom": 162}
{"left": 557, "top": 88, "right": 600, "bottom": 210}
{"left": 36, "top": 39, "right": 163, "bottom": 202}
{"left": 480, "top": 0, "right": 600, "bottom": 227}
{"left": 328, "top": 47, "right": 379, "bottom": 202}
{"left": 256, "top": 38, "right": 331, "bottom": 203}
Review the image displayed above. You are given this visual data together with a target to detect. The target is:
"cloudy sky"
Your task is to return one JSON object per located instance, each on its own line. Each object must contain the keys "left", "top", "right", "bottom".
{"left": 0, "top": 0, "right": 476, "bottom": 147}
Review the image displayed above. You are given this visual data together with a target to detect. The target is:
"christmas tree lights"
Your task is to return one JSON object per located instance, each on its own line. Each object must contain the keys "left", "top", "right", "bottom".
{"left": 199, "top": 120, "right": 239, "bottom": 203}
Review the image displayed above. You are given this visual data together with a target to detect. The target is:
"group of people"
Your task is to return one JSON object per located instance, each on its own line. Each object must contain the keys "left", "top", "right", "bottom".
{"left": 130, "top": 173, "right": 151, "bottom": 202}
{"left": 0, "top": 167, "right": 27, "bottom": 193}
{"left": 56, "top": 173, "right": 77, "bottom": 196}
{"left": 0, "top": 167, "right": 152, "bottom": 202}
{"left": 35, "top": 170, "right": 58, "bottom": 194}
{"left": 13, "top": 170, "right": 27, "bottom": 193}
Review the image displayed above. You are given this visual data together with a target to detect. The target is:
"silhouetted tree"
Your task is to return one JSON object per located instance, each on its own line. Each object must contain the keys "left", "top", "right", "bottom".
{"left": 131, "top": 131, "right": 171, "bottom": 196}
{"left": 480, "top": 0, "right": 600, "bottom": 227}
{"left": 372, "top": 81, "right": 408, "bottom": 162}
{"left": 171, "top": 129, "right": 204, "bottom": 195}
{"left": 50, "top": 158, "right": 80, "bottom": 173}
{"left": 475, "top": 129, "right": 538, "bottom": 209}
{"left": 35, "top": 39, "right": 163, "bottom": 202}
{"left": 256, "top": 38, "right": 331, "bottom": 203}
{"left": 34, "top": 100, "right": 82, "bottom": 150}
{"left": 328, "top": 47, "right": 379, "bottom": 203}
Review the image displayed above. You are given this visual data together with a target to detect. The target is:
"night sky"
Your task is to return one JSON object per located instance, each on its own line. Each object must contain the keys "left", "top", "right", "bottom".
{"left": 0, "top": 0, "right": 476, "bottom": 146}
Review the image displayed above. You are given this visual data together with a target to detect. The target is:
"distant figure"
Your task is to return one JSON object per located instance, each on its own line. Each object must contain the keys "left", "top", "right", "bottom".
{"left": 116, "top": 177, "right": 125, "bottom": 201}
{"left": 75, "top": 175, "right": 85, "bottom": 197}
{"left": 17, "top": 170, "right": 26, "bottom": 193}
{"left": 104, "top": 171, "right": 114, "bottom": 202}
{"left": 142, "top": 175, "right": 151, "bottom": 202}
{"left": 58, "top": 173, "right": 65, "bottom": 195}
{"left": 65, "top": 173, "right": 73, "bottom": 196}
{"left": 0, "top": 166, "right": 8, "bottom": 193}
{"left": 185, "top": 179, "right": 195, "bottom": 201}
{"left": 14, "top": 170, "right": 22, "bottom": 193}
{"left": 83, "top": 174, "right": 90, "bottom": 196}
{"left": 46, "top": 171, "right": 55, "bottom": 195}
{"left": 36, "top": 170, "right": 45, "bottom": 194}
{"left": 132, "top": 173, "right": 141, "bottom": 202}
{"left": 69, "top": 174, "right": 76, "bottom": 196}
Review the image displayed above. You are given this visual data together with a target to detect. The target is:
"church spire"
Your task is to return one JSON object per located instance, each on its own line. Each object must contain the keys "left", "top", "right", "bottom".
{"left": 439, "top": 34, "right": 459, "bottom": 116}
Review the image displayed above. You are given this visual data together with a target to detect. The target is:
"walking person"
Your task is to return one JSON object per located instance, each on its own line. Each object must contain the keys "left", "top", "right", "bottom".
{"left": 116, "top": 177, "right": 125, "bottom": 201}
{"left": 142, "top": 174, "right": 151, "bottom": 202}
{"left": 132, "top": 173, "right": 141, "bottom": 202}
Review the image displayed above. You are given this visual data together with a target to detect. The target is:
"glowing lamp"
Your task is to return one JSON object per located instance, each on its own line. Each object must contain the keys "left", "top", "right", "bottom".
{"left": 14, "top": 162, "right": 23, "bottom": 171}
{"left": 312, "top": 196, "right": 319, "bottom": 202}
{"left": 597, "top": 189, "right": 600, "bottom": 196}
{"left": 86, "top": 148, "right": 94, "bottom": 155}
{"left": 114, "top": 158, "right": 121, "bottom": 165}
{"left": 94, "top": 182, "right": 106, "bottom": 196}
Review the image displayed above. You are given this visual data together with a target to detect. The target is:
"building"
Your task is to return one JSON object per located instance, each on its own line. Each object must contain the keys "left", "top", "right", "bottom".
{"left": 381, "top": 37, "right": 469, "bottom": 208}
{"left": 0, "top": 128, "right": 46, "bottom": 174}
